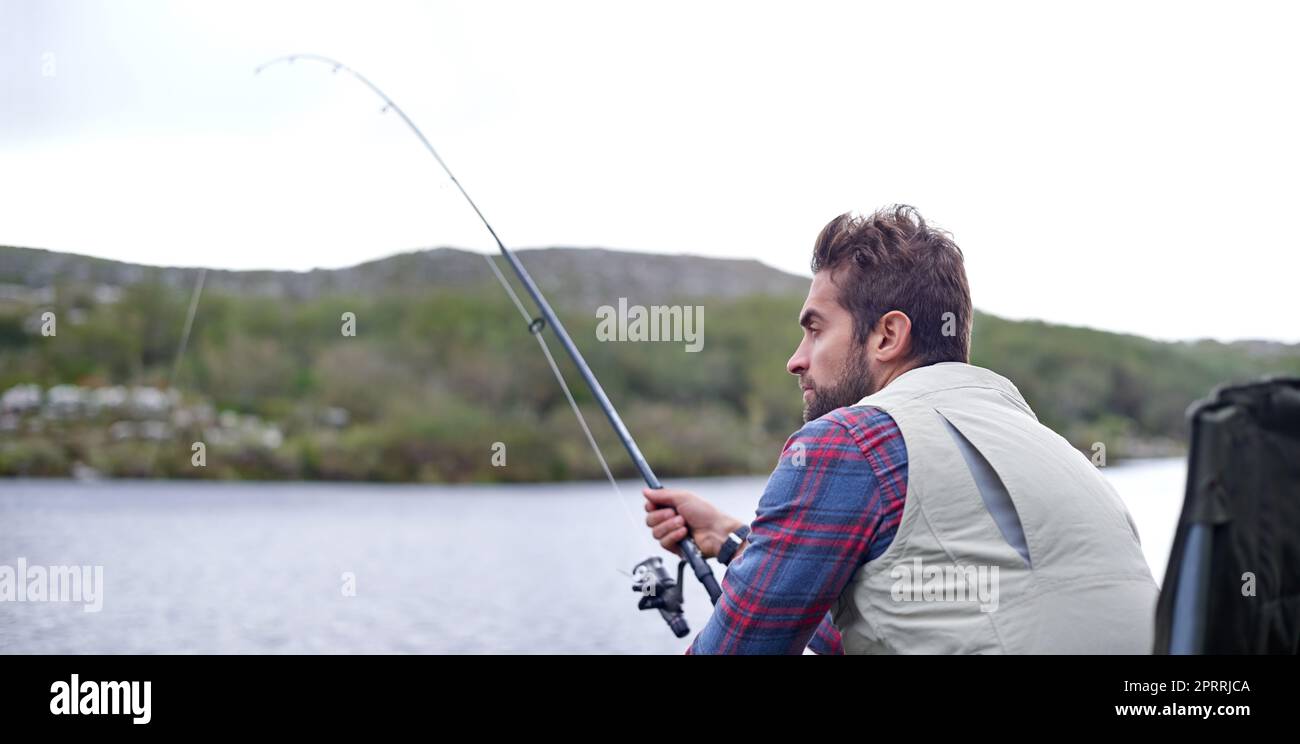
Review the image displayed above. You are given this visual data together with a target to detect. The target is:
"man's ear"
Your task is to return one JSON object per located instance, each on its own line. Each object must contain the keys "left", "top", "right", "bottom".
{"left": 873, "top": 310, "right": 913, "bottom": 363}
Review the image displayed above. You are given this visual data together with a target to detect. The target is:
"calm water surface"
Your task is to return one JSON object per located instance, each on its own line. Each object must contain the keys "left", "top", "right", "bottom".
{"left": 0, "top": 459, "right": 1186, "bottom": 653}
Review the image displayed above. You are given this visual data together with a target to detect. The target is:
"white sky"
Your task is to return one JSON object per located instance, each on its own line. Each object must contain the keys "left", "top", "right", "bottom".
{"left": 1, "top": 0, "right": 1297, "bottom": 342}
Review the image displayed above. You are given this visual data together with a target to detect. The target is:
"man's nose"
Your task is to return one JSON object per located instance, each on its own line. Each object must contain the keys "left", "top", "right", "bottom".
{"left": 787, "top": 341, "right": 808, "bottom": 376}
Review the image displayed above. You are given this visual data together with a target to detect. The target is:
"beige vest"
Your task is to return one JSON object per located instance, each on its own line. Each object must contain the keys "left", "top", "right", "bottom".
{"left": 832, "top": 362, "right": 1158, "bottom": 654}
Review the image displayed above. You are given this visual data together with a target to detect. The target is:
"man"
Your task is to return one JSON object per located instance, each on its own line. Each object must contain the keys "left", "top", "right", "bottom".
{"left": 644, "top": 205, "right": 1158, "bottom": 654}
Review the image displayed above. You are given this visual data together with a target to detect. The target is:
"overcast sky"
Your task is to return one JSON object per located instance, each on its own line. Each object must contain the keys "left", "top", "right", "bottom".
{"left": 2, "top": 0, "right": 1297, "bottom": 342}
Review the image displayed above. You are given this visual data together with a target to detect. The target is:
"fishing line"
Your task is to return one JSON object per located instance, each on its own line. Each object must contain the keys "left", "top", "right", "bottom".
{"left": 254, "top": 55, "right": 647, "bottom": 538}
{"left": 254, "top": 54, "right": 723, "bottom": 613}
{"left": 479, "top": 252, "right": 640, "bottom": 535}
{"left": 146, "top": 267, "right": 207, "bottom": 473}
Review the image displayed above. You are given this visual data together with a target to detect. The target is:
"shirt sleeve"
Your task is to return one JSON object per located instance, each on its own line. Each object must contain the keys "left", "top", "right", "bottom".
{"left": 686, "top": 411, "right": 904, "bottom": 654}
{"left": 807, "top": 612, "right": 845, "bottom": 655}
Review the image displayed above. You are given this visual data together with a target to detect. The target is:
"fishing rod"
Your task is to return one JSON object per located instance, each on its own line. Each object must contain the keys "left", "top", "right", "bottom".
{"left": 254, "top": 55, "right": 722, "bottom": 636}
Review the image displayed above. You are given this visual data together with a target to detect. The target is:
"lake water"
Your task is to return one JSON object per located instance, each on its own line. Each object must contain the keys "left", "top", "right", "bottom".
{"left": 0, "top": 459, "right": 1186, "bottom": 654}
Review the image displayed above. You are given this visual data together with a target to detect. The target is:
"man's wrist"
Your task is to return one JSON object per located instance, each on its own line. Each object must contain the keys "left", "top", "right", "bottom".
{"left": 710, "top": 517, "right": 746, "bottom": 558}
{"left": 717, "top": 524, "right": 752, "bottom": 566}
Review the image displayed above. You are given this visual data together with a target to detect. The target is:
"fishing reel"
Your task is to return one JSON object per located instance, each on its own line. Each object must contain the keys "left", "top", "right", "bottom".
{"left": 631, "top": 556, "right": 689, "bottom": 638}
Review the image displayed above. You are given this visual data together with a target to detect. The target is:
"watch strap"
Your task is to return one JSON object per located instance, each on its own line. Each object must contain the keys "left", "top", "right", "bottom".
{"left": 717, "top": 525, "right": 752, "bottom": 566}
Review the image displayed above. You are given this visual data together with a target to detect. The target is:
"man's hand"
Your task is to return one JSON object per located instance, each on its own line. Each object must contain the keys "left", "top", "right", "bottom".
{"left": 643, "top": 487, "right": 745, "bottom": 559}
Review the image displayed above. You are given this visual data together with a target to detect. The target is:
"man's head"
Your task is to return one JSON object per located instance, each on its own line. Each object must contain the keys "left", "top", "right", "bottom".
{"left": 787, "top": 205, "right": 972, "bottom": 422}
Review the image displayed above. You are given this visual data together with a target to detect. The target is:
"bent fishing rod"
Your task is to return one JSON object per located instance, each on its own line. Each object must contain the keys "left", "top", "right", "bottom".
{"left": 255, "top": 55, "right": 721, "bottom": 636}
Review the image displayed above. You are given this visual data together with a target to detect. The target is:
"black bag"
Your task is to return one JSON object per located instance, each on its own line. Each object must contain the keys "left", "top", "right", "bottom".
{"left": 1154, "top": 377, "right": 1300, "bottom": 654}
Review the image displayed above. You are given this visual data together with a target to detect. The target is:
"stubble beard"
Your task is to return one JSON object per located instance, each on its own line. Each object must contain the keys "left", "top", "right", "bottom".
{"left": 802, "top": 351, "right": 877, "bottom": 423}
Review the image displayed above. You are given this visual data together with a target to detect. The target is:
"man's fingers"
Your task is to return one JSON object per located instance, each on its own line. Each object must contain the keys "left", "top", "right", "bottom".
{"left": 651, "top": 515, "right": 686, "bottom": 541}
{"left": 644, "top": 488, "right": 692, "bottom": 557}
{"left": 644, "top": 508, "right": 676, "bottom": 528}
{"left": 643, "top": 487, "right": 691, "bottom": 508}
{"left": 659, "top": 526, "right": 688, "bottom": 551}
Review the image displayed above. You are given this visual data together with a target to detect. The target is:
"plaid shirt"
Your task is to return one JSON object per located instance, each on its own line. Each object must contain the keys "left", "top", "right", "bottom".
{"left": 686, "top": 405, "right": 908, "bottom": 654}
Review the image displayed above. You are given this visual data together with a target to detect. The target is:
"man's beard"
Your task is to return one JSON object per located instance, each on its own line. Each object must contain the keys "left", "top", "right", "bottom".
{"left": 802, "top": 352, "right": 877, "bottom": 423}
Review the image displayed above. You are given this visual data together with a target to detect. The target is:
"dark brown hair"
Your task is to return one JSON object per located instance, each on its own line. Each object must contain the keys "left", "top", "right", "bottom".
{"left": 810, "top": 205, "right": 971, "bottom": 366}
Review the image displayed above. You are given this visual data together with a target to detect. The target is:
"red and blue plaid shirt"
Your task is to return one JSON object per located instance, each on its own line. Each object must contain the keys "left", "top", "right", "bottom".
{"left": 686, "top": 405, "right": 908, "bottom": 654}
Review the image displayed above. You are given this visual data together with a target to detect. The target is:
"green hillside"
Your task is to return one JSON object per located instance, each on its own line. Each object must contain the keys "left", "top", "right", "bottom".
{"left": 2, "top": 244, "right": 1296, "bottom": 481}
